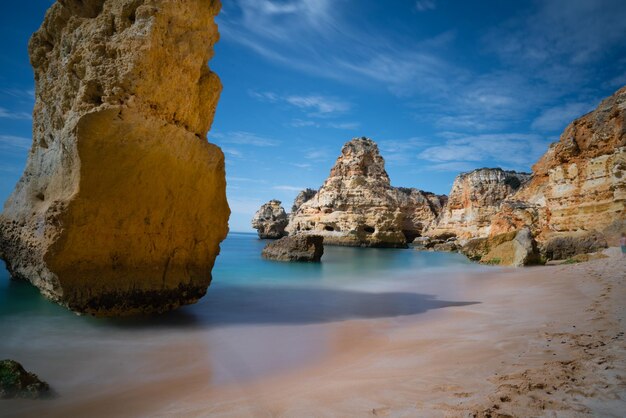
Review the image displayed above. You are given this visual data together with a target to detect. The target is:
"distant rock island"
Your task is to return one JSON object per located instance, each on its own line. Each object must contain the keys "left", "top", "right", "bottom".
{"left": 0, "top": 0, "right": 229, "bottom": 316}
{"left": 254, "top": 86, "right": 625, "bottom": 266}
{"left": 252, "top": 200, "right": 289, "bottom": 239}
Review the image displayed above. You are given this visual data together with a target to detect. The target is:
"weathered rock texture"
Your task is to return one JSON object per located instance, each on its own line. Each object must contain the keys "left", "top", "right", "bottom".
{"left": 461, "top": 228, "right": 540, "bottom": 267}
{"left": 287, "top": 138, "right": 444, "bottom": 247}
{"left": 262, "top": 235, "right": 324, "bottom": 262}
{"left": 291, "top": 188, "right": 317, "bottom": 214}
{"left": 251, "top": 200, "right": 288, "bottom": 239}
{"left": 542, "top": 231, "right": 608, "bottom": 261}
{"left": 0, "top": 0, "right": 229, "bottom": 316}
{"left": 427, "top": 168, "right": 531, "bottom": 241}
{"left": 490, "top": 86, "right": 626, "bottom": 244}
{"left": 0, "top": 360, "right": 50, "bottom": 399}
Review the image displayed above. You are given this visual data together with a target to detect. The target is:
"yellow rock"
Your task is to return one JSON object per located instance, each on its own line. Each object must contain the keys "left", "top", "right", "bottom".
{"left": 0, "top": 0, "right": 229, "bottom": 316}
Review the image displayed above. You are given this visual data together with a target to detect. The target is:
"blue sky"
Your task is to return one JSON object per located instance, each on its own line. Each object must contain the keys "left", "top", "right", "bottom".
{"left": 1, "top": 1, "right": 626, "bottom": 232}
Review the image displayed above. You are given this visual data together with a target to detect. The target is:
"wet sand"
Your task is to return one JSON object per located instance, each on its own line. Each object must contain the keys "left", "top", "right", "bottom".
{"left": 4, "top": 249, "right": 625, "bottom": 417}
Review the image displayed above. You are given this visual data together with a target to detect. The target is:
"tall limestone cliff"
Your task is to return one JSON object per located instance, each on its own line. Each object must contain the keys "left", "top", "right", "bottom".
{"left": 426, "top": 168, "right": 531, "bottom": 241}
{"left": 251, "top": 200, "right": 288, "bottom": 239}
{"left": 490, "top": 86, "right": 626, "bottom": 244}
{"left": 287, "top": 137, "right": 444, "bottom": 247}
{"left": 0, "top": 0, "right": 229, "bottom": 316}
{"left": 291, "top": 188, "right": 317, "bottom": 214}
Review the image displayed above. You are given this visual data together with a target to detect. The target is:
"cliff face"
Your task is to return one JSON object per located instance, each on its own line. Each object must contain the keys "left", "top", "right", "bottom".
{"left": 427, "top": 168, "right": 531, "bottom": 240}
{"left": 291, "top": 188, "right": 317, "bottom": 213}
{"left": 490, "top": 86, "right": 626, "bottom": 243}
{"left": 251, "top": 200, "right": 288, "bottom": 239}
{"left": 0, "top": 0, "right": 229, "bottom": 316}
{"left": 287, "top": 137, "right": 443, "bottom": 247}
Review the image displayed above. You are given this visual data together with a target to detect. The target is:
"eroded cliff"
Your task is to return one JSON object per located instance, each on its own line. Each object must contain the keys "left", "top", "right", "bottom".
{"left": 0, "top": 0, "right": 229, "bottom": 316}
{"left": 491, "top": 86, "right": 626, "bottom": 244}
{"left": 426, "top": 168, "right": 531, "bottom": 241}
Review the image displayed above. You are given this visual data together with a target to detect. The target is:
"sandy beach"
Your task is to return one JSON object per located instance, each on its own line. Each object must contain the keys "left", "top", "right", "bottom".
{"left": 4, "top": 248, "right": 623, "bottom": 418}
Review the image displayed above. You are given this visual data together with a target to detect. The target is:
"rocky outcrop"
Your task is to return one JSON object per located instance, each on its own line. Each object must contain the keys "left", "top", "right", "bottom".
{"left": 427, "top": 168, "right": 531, "bottom": 241}
{"left": 0, "top": 360, "right": 50, "bottom": 399}
{"left": 542, "top": 232, "right": 608, "bottom": 261}
{"left": 262, "top": 235, "right": 324, "bottom": 262}
{"left": 490, "top": 86, "right": 626, "bottom": 244}
{"left": 461, "top": 228, "right": 540, "bottom": 267}
{"left": 287, "top": 137, "right": 444, "bottom": 247}
{"left": 291, "top": 188, "right": 317, "bottom": 213}
{"left": 252, "top": 200, "right": 288, "bottom": 239}
{"left": 0, "top": 0, "right": 229, "bottom": 316}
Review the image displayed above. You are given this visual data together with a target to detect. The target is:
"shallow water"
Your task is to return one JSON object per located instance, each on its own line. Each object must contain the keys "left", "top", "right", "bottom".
{"left": 0, "top": 233, "right": 489, "bottom": 415}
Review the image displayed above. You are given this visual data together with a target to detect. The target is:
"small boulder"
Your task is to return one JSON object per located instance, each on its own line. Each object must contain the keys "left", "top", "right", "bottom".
{"left": 461, "top": 228, "right": 541, "bottom": 267}
{"left": 262, "top": 235, "right": 324, "bottom": 262}
{"left": 541, "top": 232, "right": 608, "bottom": 261}
{"left": 0, "top": 359, "right": 50, "bottom": 399}
{"left": 432, "top": 241, "right": 459, "bottom": 252}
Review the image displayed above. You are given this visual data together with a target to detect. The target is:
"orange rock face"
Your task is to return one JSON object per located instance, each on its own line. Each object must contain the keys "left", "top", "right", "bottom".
{"left": 491, "top": 86, "right": 626, "bottom": 243}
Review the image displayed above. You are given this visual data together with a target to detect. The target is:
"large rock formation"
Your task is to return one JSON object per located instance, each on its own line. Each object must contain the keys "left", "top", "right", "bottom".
{"left": 0, "top": 0, "right": 229, "bottom": 316}
{"left": 251, "top": 200, "right": 288, "bottom": 239}
{"left": 262, "top": 235, "right": 324, "bottom": 262}
{"left": 426, "top": 168, "right": 531, "bottom": 241}
{"left": 287, "top": 138, "right": 444, "bottom": 247}
{"left": 490, "top": 86, "right": 626, "bottom": 244}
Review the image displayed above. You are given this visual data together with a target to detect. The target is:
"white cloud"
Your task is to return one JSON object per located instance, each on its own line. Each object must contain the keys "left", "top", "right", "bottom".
{"left": 273, "top": 185, "right": 306, "bottom": 192}
{"left": 326, "top": 122, "right": 360, "bottom": 130}
{"left": 419, "top": 133, "right": 551, "bottom": 168}
{"left": 0, "top": 107, "right": 31, "bottom": 120}
{"left": 0, "top": 135, "right": 31, "bottom": 150}
{"left": 304, "top": 148, "right": 332, "bottom": 162}
{"left": 290, "top": 119, "right": 320, "bottom": 128}
{"left": 219, "top": 0, "right": 458, "bottom": 96}
{"left": 290, "top": 162, "right": 312, "bottom": 169}
{"left": 222, "top": 147, "right": 243, "bottom": 158}
{"left": 531, "top": 101, "right": 596, "bottom": 132}
{"left": 415, "top": 0, "right": 435, "bottom": 12}
{"left": 210, "top": 131, "right": 280, "bottom": 147}
{"left": 285, "top": 95, "right": 351, "bottom": 116}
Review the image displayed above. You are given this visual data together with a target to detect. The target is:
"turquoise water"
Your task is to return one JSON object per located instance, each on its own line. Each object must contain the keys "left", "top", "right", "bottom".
{"left": 0, "top": 233, "right": 487, "bottom": 415}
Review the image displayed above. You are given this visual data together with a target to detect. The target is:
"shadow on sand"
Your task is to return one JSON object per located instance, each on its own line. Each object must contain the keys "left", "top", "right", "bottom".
{"left": 102, "top": 285, "right": 480, "bottom": 329}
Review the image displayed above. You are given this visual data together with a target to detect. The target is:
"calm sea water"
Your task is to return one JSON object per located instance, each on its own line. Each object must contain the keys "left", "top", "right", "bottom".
{"left": 0, "top": 232, "right": 488, "bottom": 414}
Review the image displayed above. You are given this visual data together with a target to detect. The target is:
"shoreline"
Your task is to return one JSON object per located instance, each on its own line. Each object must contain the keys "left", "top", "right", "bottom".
{"left": 3, "top": 249, "right": 625, "bottom": 417}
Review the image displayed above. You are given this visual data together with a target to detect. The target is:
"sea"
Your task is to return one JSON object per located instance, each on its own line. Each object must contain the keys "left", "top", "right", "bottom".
{"left": 0, "top": 232, "right": 491, "bottom": 416}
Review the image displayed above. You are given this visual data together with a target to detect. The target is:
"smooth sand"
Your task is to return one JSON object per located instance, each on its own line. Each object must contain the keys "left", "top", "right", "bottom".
{"left": 4, "top": 249, "right": 625, "bottom": 417}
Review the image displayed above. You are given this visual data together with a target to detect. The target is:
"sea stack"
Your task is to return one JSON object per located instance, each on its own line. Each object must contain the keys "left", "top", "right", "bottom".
{"left": 490, "top": 86, "right": 626, "bottom": 245}
{"left": 251, "top": 200, "right": 289, "bottom": 239}
{"left": 426, "top": 168, "right": 531, "bottom": 241}
{"left": 288, "top": 137, "right": 444, "bottom": 247}
{"left": 0, "top": 0, "right": 229, "bottom": 316}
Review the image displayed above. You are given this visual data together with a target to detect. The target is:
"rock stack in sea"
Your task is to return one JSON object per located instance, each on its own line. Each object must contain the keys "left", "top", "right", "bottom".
{"left": 426, "top": 168, "right": 531, "bottom": 241}
{"left": 287, "top": 137, "right": 445, "bottom": 247}
{"left": 0, "top": 0, "right": 229, "bottom": 316}
{"left": 251, "top": 200, "right": 289, "bottom": 239}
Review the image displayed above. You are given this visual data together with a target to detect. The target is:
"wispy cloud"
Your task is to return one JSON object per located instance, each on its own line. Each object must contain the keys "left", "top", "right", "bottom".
{"left": 285, "top": 94, "right": 351, "bottom": 116}
{"left": 419, "top": 133, "right": 550, "bottom": 168}
{"left": 0, "top": 135, "right": 31, "bottom": 150}
{"left": 304, "top": 148, "right": 333, "bottom": 162}
{"left": 0, "top": 107, "right": 31, "bottom": 120}
{"left": 414, "top": 0, "right": 436, "bottom": 12}
{"left": 531, "top": 101, "right": 597, "bottom": 132}
{"left": 250, "top": 90, "right": 352, "bottom": 117}
{"left": 220, "top": 0, "right": 458, "bottom": 95}
{"left": 273, "top": 185, "right": 306, "bottom": 192}
{"left": 210, "top": 131, "right": 280, "bottom": 147}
